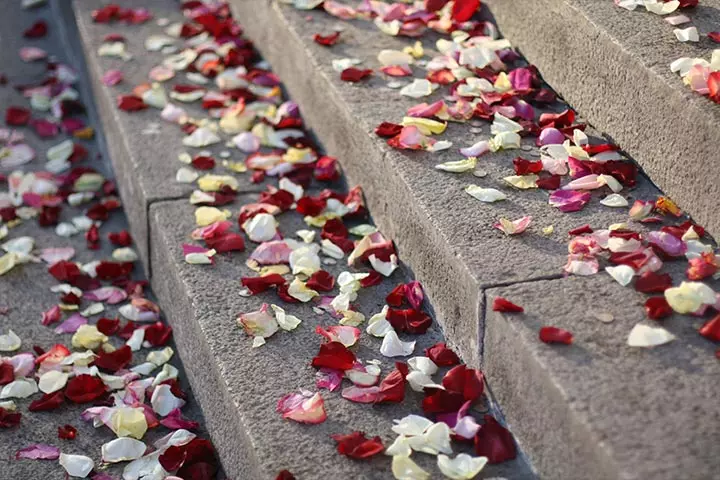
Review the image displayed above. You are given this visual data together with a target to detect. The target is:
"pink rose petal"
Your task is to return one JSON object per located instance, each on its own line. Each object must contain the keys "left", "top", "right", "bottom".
{"left": 15, "top": 444, "right": 60, "bottom": 460}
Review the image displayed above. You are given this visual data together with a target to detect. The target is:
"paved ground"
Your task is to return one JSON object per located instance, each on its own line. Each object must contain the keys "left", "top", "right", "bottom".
{"left": 0, "top": 2, "right": 221, "bottom": 479}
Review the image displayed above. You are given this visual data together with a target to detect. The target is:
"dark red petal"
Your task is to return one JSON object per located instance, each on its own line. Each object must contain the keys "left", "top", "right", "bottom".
{"left": 386, "top": 308, "right": 432, "bottom": 334}
{"left": 296, "top": 196, "right": 327, "bottom": 216}
{"left": 535, "top": 174, "right": 562, "bottom": 190}
{"left": 425, "top": 0, "right": 451, "bottom": 12}
{"left": 276, "top": 471, "right": 296, "bottom": 480}
{"left": 5, "top": 106, "right": 31, "bottom": 126}
{"left": 340, "top": 67, "right": 372, "bottom": 83}
{"left": 58, "top": 424, "right": 77, "bottom": 440}
{"left": 377, "top": 362, "right": 408, "bottom": 403}
{"left": 513, "top": 157, "right": 543, "bottom": 175}
{"left": 28, "top": 391, "right": 65, "bottom": 411}
{"left": 451, "top": 0, "right": 480, "bottom": 22}
{"left": 108, "top": 230, "right": 133, "bottom": 246}
{"left": 311, "top": 342, "right": 357, "bottom": 371}
{"left": 65, "top": 374, "right": 107, "bottom": 403}
{"left": 386, "top": 284, "right": 406, "bottom": 307}
{"left": 539, "top": 326, "right": 573, "bottom": 345}
{"left": 313, "top": 31, "right": 341, "bottom": 46}
{"left": 359, "top": 270, "right": 383, "bottom": 288}
{"left": 117, "top": 95, "right": 147, "bottom": 112}
{"left": 241, "top": 274, "right": 286, "bottom": 294}
{"left": 144, "top": 322, "right": 173, "bottom": 347}
{"left": 634, "top": 271, "right": 672, "bottom": 293}
{"left": 375, "top": 122, "right": 403, "bottom": 138}
{"left": 331, "top": 431, "right": 385, "bottom": 459}
{"left": 0, "top": 407, "right": 21, "bottom": 428}
{"left": 474, "top": 415, "right": 517, "bottom": 463}
{"left": 191, "top": 155, "right": 216, "bottom": 170}
{"left": 709, "top": 72, "right": 720, "bottom": 104}
{"left": 422, "top": 388, "right": 465, "bottom": 414}
{"left": 568, "top": 224, "right": 593, "bottom": 236}
{"left": 425, "top": 342, "right": 460, "bottom": 366}
{"left": 644, "top": 297, "right": 672, "bottom": 320}
{"left": 97, "top": 317, "right": 121, "bottom": 336}
{"left": 0, "top": 363, "right": 14, "bottom": 385}
{"left": 492, "top": 297, "right": 524, "bottom": 313}
{"left": 159, "top": 444, "right": 187, "bottom": 472}
{"left": 205, "top": 232, "right": 245, "bottom": 253}
{"left": 699, "top": 314, "right": 720, "bottom": 342}
{"left": 306, "top": 270, "right": 335, "bottom": 292}
{"left": 24, "top": 20, "right": 48, "bottom": 38}
{"left": 93, "top": 345, "right": 132, "bottom": 373}
{"left": 442, "top": 365, "right": 485, "bottom": 402}
{"left": 708, "top": 32, "right": 720, "bottom": 43}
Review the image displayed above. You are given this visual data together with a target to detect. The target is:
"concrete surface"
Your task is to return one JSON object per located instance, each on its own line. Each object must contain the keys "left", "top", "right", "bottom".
{"left": 483, "top": 0, "right": 720, "bottom": 239}
{"left": 150, "top": 197, "right": 535, "bottom": 480}
{"left": 485, "top": 272, "right": 720, "bottom": 480}
{"left": 0, "top": 2, "right": 216, "bottom": 477}
{"left": 72, "top": 0, "right": 275, "bottom": 275}
{"left": 225, "top": 0, "right": 668, "bottom": 369}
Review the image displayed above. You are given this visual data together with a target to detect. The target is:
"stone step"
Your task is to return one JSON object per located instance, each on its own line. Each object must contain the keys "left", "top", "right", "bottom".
{"left": 71, "top": 0, "right": 536, "bottom": 478}
{"left": 220, "top": 1, "right": 719, "bottom": 479}
{"left": 483, "top": 0, "right": 720, "bottom": 238}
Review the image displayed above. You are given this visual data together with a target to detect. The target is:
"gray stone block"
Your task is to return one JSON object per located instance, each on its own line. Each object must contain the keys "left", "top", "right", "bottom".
{"left": 226, "top": 0, "right": 665, "bottom": 368}
{"left": 149, "top": 197, "right": 535, "bottom": 480}
{"left": 0, "top": 3, "right": 212, "bottom": 476}
{"left": 484, "top": 272, "right": 720, "bottom": 480}
{"left": 72, "top": 0, "right": 272, "bottom": 274}
{"left": 483, "top": 0, "right": 720, "bottom": 238}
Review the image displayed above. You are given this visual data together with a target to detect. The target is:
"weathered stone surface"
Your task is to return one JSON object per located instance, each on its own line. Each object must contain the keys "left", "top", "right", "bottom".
{"left": 227, "top": 0, "right": 665, "bottom": 367}
{"left": 72, "top": 0, "right": 273, "bottom": 274}
{"left": 485, "top": 272, "right": 720, "bottom": 480}
{"left": 0, "top": 4, "right": 212, "bottom": 477}
{"left": 483, "top": 0, "right": 720, "bottom": 238}
{"left": 149, "top": 197, "right": 535, "bottom": 480}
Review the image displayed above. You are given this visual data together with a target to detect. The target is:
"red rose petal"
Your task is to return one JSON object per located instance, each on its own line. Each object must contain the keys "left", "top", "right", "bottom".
{"left": 386, "top": 308, "right": 432, "bottom": 334}
{"left": 93, "top": 345, "right": 132, "bottom": 373}
{"left": 442, "top": 365, "right": 485, "bottom": 402}
{"left": 634, "top": 271, "right": 672, "bottom": 293}
{"left": 539, "top": 326, "right": 573, "bottom": 345}
{"left": 331, "top": 431, "right": 384, "bottom": 459}
{"left": 314, "top": 156, "right": 340, "bottom": 182}
{"left": 5, "top": 106, "right": 31, "bottom": 126}
{"left": 117, "top": 94, "right": 147, "bottom": 112}
{"left": 0, "top": 407, "right": 21, "bottom": 428}
{"left": 386, "top": 284, "right": 406, "bottom": 307}
{"left": 377, "top": 362, "right": 408, "bottom": 403}
{"left": 58, "top": 424, "right": 77, "bottom": 440}
{"left": 205, "top": 232, "right": 245, "bottom": 253}
{"left": 65, "top": 374, "right": 107, "bottom": 403}
{"left": 276, "top": 471, "right": 296, "bottom": 480}
{"left": 709, "top": 72, "right": 720, "bottom": 104}
{"left": 375, "top": 122, "right": 403, "bottom": 138}
{"left": 359, "top": 270, "right": 383, "bottom": 288}
{"left": 192, "top": 155, "right": 216, "bottom": 170}
{"left": 699, "top": 314, "right": 720, "bottom": 342}
{"left": 422, "top": 387, "right": 465, "bottom": 414}
{"left": 0, "top": 362, "right": 14, "bottom": 385}
{"left": 535, "top": 174, "right": 562, "bottom": 190}
{"left": 451, "top": 0, "right": 480, "bottom": 22}
{"left": 23, "top": 20, "right": 48, "bottom": 38}
{"left": 97, "top": 317, "right": 121, "bottom": 336}
{"left": 340, "top": 67, "right": 372, "bottom": 83}
{"left": 425, "top": 342, "right": 460, "bottom": 366}
{"left": 311, "top": 341, "right": 357, "bottom": 371}
{"left": 474, "top": 414, "right": 517, "bottom": 464}
{"left": 708, "top": 32, "right": 720, "bottom": 43}
{"left": 306, "top": 270, "right": 335, "bottom": 292}
{"left": 241, "top": 274, "right": 286, "bottom": 294}
{"left": 313, "top": 31, "right": 341, "bottom": 46}
{"left": 29, "top": 391, "right": 65, "bottom": 412}
{"left": 108, "top": 230, "right": 132, "bottom": 246}
{"left": 645, "top": 297, "right": 672, "bottom": 320}
{"left": 492, "top": 297, "right": 524, "bottom": 313}
{"left": 144, "top": 322, "right": 173, "bottom": 346}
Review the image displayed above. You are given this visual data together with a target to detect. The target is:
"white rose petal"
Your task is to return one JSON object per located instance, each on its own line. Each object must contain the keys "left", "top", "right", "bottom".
{"left": 464, "top": 185, "right": 507, "bottom": 202}
{"left": 38, "top": 370, "right": 69, "bottom": 394}
{"left": 59, "top": 454, "right": 95, "bottom": 478}
{"left": 391, "top": 454, "right": 430, "bottom": 480}
{"left": 437, "top": 453, "right": 489, "bottom": 480}
{"left": 380, "top": 330, "right": 415, "bottom": 357}
{"left": 605, "top": 265, "right": 635, "bottom": 286}
{"left": 151, "top": 384, "right": 186, "bottom": 416}
{"left": 392, "top": 414, "right": 433, "bottom": 436}
{"left": 1, "top": 378, "right": 38, "bottom": 399}
{"left": 0, "top": 330, "right": 21, "bottom": 352}
{"left": 627, "top": 323, "right": 677, "bottom": 348}
{"left": 102, "top": 437, "right": 147, "bottom": 463}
